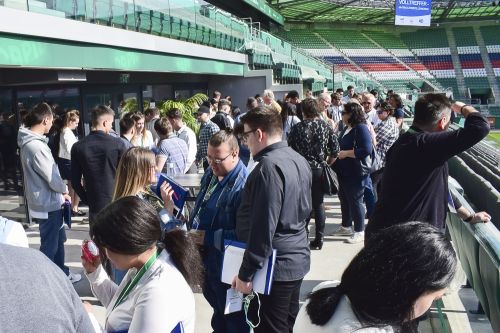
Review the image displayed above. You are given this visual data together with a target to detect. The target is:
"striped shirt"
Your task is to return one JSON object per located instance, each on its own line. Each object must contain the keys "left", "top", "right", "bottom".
{"left": 374, "top": 117, "right": 399, "bottom": 168}
{"left": 157, "top": 134, "right": 188, "bottom": 175}
{"left": 196, "top": 120, "right": 220, "bottom": 162}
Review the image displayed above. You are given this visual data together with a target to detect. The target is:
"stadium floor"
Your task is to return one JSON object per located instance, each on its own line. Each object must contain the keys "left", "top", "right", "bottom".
{"left": 0, "top": 191, "right": 493, "bottom": 333}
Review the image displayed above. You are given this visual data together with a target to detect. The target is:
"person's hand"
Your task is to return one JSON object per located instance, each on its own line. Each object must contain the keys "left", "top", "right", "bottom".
{"left": 189, "top": 230, "right": 205, "bottom": 245}
{"left": 81, "top": 252, "right": 101, "bottom": 274}
{"left": 451, "top": 101, "right": 466, "bottom": 114}
{"left": 63, "top": 193, "right": 71, "bottom": 203}
{"left": 159, "top": 181, "right": 175, "bottom": 215}
{"left": 232, "top": 276, "right": 253, "bottom": 295}
{"left": 469, "top": 211, "right": 491, "bottom": 224}
{"left": 82, "top": 301, "right": 93, "bottom": 313}
{"left": 338, "top": 150, "right": 349, "bottom": 159}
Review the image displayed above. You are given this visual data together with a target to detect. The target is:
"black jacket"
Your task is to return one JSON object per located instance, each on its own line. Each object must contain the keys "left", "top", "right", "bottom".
{"left": 236, "top": 141, "right": 312, "bottom": 282}
{"left": 211, "top": 111, "right": 231, "bottom": 130}
{"left": 368, "top": 113, "right": 489, "bottom": 234}
{"left": 71, "top": 131, "right": 127, "bottom": 217}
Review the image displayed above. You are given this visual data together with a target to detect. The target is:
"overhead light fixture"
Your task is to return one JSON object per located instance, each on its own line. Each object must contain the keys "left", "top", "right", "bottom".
{"left": 57, "top": 72, "right": 87, "bottom": 81}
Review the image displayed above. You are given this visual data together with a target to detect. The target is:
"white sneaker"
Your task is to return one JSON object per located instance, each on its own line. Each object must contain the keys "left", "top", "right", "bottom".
{"left": 68, "top": 272, "right": 82, "bottom": 284}
{"left": 346, "top": 232, "right": 365, "bottom": 244}
{"left": 332, "top": 226, "right": 354, "bottom": 236}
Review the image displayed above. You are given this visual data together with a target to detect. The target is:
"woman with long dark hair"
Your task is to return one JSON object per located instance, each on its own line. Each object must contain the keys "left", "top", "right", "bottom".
{"left": 288, "top": 98, "right": 339, "bottom": 250}
{"left": 294, "top": 222, "right": 457, "bottom": 332}
{"left": 281, "top": 102, "right": 301, "bottom": 141}
{"left": 82, "top": 197, "right": 203, "bottom": 333}
{"left": 332, "top": 102, "right": 373, "bottom": 244}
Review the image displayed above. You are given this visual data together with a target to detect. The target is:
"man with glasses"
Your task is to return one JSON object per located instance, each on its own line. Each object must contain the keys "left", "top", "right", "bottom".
{"left": 362, "top": 92, "right": 381, "bottom": 127}
{"left": 317, "top": 92, "right": 335, "bottom": 129}
{"left": 189, "top": 129, "right": 249, "bottom": 333}
{"left": 195, "top": 105, "right": 220, "bottom": 171}
{"left": 233, "top": 107, "right": 312, "bottom": 333}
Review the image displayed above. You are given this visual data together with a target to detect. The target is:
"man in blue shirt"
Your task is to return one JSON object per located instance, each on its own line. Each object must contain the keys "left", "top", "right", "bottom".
{"left": 190, "top": 129, "right": 249, "bottom": 333}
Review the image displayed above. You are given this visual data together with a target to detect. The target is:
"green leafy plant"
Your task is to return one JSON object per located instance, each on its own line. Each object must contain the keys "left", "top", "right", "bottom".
{"left": 159, "top": 93, "right": 208, "bottom": 135}
{"left": 121, "top": 97, "right": 139, "bottom": 114}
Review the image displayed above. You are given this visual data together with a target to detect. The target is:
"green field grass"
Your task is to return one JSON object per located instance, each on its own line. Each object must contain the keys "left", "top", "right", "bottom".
{"left": 486, "top": 131, "right": 500, "bottom": 147}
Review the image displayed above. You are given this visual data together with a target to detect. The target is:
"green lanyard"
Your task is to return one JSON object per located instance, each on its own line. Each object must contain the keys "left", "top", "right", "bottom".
{"left": 112, "top": 250, "right": 159, "bottom": 311}
{"left": 192, "top": 175, "right": 219, "bottom": 229}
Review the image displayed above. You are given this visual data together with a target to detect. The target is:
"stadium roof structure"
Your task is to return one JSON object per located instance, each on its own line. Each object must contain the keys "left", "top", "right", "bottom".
{"left": 270, "top": 0, "right": 500, "bottom": 24}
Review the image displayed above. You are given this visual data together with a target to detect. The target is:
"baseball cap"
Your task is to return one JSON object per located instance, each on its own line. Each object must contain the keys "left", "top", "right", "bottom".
{"left": 197, "top": 105, "right": 211, "bottom": 115}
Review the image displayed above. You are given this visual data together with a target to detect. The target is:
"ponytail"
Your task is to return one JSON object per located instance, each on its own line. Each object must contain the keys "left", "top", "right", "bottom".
{"left": 160, "top": 229, "right": 204, "bottom": 289}
{"left": 306, "top": 286, "right": 343, "bottom": 326}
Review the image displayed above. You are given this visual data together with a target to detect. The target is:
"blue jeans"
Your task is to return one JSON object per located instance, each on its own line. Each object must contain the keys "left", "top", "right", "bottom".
{"left": 202, "top": 247, "right": 249, "bottom": 333}
{"left": 36, "top": 209, "right": 69, "bottom": 275}
{"left": 338, "top": 177, "right": 365, "bottom": 232}
{"left": 364, "top": 177, "right": 376, "bottom": 218}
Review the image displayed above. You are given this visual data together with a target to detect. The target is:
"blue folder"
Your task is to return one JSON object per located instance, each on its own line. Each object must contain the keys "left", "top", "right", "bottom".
{"left": 155, "top": 174, "right": 189, "bottom": 218}
{"left": 221, "top": 240, "right": 277, "bottom": 295}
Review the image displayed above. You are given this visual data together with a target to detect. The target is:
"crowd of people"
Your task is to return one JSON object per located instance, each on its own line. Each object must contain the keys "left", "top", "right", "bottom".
{"left": 0, "top": 86, "right": 493, "bottom": 333}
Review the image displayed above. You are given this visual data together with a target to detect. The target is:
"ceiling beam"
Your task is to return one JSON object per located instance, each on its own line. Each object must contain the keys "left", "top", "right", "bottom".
{"left": 302, "top": 0, "right": 361, "bottom": 20}
{"left": 438, "top": 0, "right": 456, "bottom": 22}
{"left": 274, "top": 0, "right": 318, "bottom": 9}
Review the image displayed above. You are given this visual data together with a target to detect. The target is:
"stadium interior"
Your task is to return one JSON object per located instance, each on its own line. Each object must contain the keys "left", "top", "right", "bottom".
{"left": 0, "top": 1, "right": 498, "bottom": 332}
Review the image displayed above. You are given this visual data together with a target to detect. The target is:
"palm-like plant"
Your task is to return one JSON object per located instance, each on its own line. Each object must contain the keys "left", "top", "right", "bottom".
{"left": 159, "top": 93, "right": 208, "bottom": 135}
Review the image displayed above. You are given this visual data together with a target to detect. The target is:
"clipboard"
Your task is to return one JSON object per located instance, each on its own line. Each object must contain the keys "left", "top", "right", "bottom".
{"left": 221, "top": 240, "right": 276, "bottom": 295}
{"left": 155, "top": 174, "right": 189, "bottom": 218}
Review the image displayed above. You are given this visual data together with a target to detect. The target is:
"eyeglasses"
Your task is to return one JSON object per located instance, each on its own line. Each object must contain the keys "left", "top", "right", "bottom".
{"left": 361, "top": 101, "right": 371, "bottom": 105}
{"left": 238, "top": 128, "right": 257, "bottom": 142}
{"left": 206, "top": 152, "right": 232, "bottom": 164}
{"left": 377, "top": 110, "right": 386, "bottom": 114}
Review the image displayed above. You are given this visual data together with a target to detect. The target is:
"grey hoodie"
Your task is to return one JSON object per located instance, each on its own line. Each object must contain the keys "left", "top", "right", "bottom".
{"left": 18, "top": 127, "right": 67, "bottom": 212}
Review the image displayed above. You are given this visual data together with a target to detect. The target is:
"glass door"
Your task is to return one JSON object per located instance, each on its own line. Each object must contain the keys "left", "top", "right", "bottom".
{"left": 82, "top": 85, "right": 142, "bottom": 135}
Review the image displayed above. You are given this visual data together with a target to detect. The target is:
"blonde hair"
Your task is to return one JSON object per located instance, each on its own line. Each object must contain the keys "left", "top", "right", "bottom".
{"left": 130, "top": 112, "right": 146, "bottom": 137}
{"left": 62, "top": 110, "right": 80, "bottom": 129}
{"left": 113, "top": 147, "right": 156, "bottom": 201}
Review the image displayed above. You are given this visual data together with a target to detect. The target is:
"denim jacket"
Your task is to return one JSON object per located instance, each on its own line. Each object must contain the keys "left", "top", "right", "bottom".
{"left": 190, "top": 160, "right": 248, "bottom": 252}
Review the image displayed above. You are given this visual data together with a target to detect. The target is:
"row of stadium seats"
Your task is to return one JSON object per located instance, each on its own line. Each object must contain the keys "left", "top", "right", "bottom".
{"left": 452, "top": 27, "right": 478, "bottom": 47}
{"left": 457, "top": 46, "right": 481, "bottom": 54}
{"left": 463, "top": 69, "right": 488, "bottom": 77}
{"left": 480, "top": 26, "right": 500, "bottom": 45}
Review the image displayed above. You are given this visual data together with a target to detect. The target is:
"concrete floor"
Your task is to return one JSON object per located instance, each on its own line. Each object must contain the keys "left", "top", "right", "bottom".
{"left": 0, "top": 189, "right": 493, "bottom": 333}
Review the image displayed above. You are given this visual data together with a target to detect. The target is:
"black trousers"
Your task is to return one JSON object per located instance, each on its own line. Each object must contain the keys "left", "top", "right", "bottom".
{"left": 247, "top": 279, "right": 303, "bottom": 333}
{"left": 370, "top": 168, "right": 384, "bottom": 202}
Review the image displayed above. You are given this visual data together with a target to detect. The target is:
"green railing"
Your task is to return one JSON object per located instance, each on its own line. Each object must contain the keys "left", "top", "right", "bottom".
{"left": 447, "top": 184, "right": 500, "bottom": 333}
{"left": 2, "top": 0, "right": 333, "bottom": 88}
{"left": 2, "top": 0, "right": 248, "bottom": 52}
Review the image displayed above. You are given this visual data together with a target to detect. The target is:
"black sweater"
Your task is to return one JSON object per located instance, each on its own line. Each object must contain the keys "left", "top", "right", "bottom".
{"left": 367, "top": 113, "right": 489, "bottom": 234}
{"left": 71, "top": 131, "right": 127, "bottom": 216}
{"left": 236, "top": 141, "right": 312, "bottom": 282}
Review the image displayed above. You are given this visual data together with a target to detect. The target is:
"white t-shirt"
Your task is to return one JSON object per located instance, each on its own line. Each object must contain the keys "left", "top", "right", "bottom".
{"left": 0, "top": 217, "right": 29, "bottom": 248}
{"left": 86, "top": 249, "right": 195, "bottom": 333}
{"left": 131, "top": 130, "right": 155, "bottom": 150}
{"left": 366, "top": 109, "right": 381, "bottom": 127}
{"left": 177, "top": 125, "right": 197, "bottom": 172}
{"left": 294, "top": 281, "right": 394, "bottom": 333}
{"left": 58, "top": 127, "right": 78, "bottom": 160}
